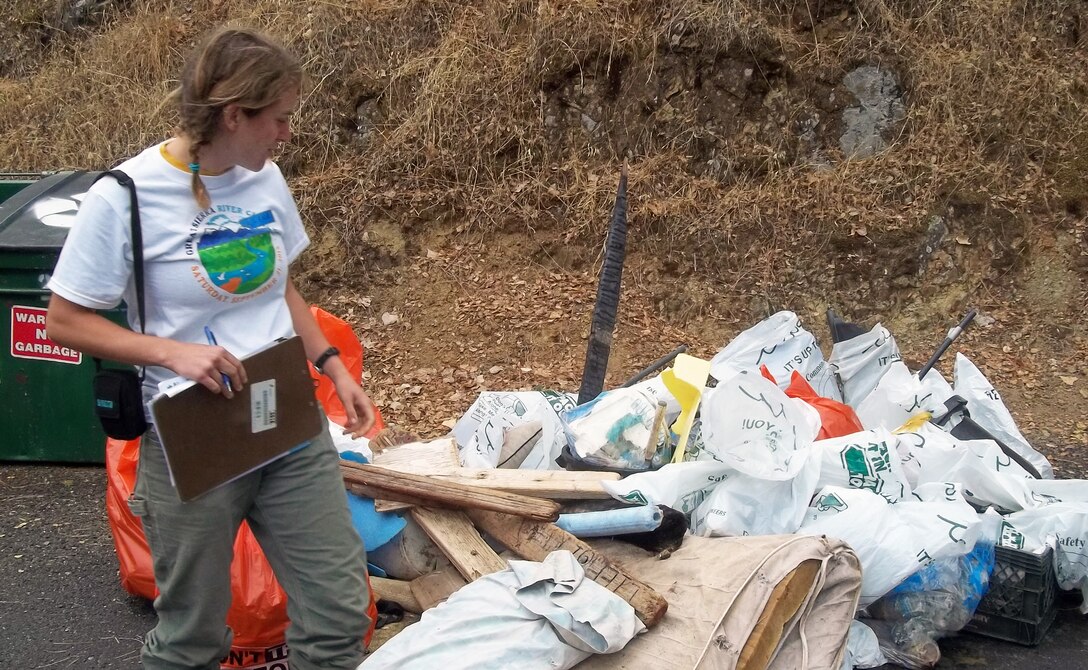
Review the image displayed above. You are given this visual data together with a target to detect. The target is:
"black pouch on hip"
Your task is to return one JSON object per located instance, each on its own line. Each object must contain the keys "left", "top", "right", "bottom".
{"left": 87, "top": 169, "right": 148, "bottom": 441}
{"left": 92, "top": 366, "right": 147, "bottom": 440}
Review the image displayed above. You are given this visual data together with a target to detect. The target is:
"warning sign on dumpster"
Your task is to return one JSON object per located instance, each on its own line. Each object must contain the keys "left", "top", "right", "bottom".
{"left": 9, "top": 305, "right": 81, "bottom": 364}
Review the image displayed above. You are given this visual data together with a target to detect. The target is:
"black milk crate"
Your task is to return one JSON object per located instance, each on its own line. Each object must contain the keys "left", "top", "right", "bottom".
{"left": 963, "top": 545, "right": 1058, "bottom": 646}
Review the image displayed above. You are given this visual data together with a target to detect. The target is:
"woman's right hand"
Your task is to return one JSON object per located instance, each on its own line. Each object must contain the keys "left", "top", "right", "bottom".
{"left": 162, "top": 340, "right": 247, "bottom": 397}
{"left": 47, "top": 295, "right": 246, "bottom": 397}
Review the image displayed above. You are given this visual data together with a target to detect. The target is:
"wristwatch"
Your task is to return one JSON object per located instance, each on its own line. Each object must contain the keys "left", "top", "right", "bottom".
{"left": 313, "top": 346, "right": 340, "bottom": 375}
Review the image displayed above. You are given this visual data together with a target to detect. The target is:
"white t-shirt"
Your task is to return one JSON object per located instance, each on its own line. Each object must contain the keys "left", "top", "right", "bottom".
{"left": 48, "top": 141, "right": 309, "bottom": 391}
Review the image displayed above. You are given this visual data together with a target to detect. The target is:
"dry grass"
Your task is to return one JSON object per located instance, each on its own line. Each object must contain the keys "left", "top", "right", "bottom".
{"left": 0, "top": 0, "right": 1085, "bottom": 312}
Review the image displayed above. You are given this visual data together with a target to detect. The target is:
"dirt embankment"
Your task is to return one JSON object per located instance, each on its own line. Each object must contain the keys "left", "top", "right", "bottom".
{"left": 1, "top": 0, "right": 1086, "bottom": 469}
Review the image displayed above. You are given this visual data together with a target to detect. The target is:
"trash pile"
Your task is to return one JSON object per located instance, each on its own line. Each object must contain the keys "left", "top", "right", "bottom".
{"left": 340, "top": 308, "right": 1085, "bottom": 670}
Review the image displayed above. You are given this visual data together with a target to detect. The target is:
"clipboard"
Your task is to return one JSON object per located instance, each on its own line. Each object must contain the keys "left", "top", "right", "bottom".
{"left": 149, "top": 335, "right": 324, "bottom": 502}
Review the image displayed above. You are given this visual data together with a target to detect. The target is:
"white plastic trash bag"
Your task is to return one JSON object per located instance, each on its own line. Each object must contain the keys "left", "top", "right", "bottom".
{"left": 895, "top": 426, "right": 947, "bottom": 489}
{"left": 829, "top": 323, "right": 902, "bottom": 408}
{"left": 692, "top": 457, "right": 821, "bottom": 537}
{"left": 628, "top": 376, "right": 682, "bottom": 418}
{"left": 710, "top": 310, "right": 842, "bottom": 401}
{"left": 359, "top": 550, "right": 645, "bottom": 670}
{"left": 601, "top": 449, "right": 821, "bottom": 537}
{"left": 799, "top": 483, "right": 984, "bottom": 605}
{"left": 906, "top": 423, "right": 1037, "bottom": 512}
{"left": 1026, "top": 478, "right": 1088, "bottom": 505}
{"left": 855, "top": 362, "right": 953, "bottom": 432}
{"left": 812, "top": 429, "right": 911, "bottom": 503}
{"left": 840, "top": 620, "right": 888, "bottom": 670}
{"left": 601, "top": 460, "right": 731, "bottom": 514}
{"left": 453, "top": 390, "right": 576, "bottom": 470}
{"left": 701, "top": 372, "right": 821, "bottom": 480}
{"left": 560, "top": 387, "right": 661, "bottom": 470}
{"left": 952, "top": 353, "right": 1054, "bottom": 479}
{"left": 328, "top": 419, "right": 373, "bottom": 460}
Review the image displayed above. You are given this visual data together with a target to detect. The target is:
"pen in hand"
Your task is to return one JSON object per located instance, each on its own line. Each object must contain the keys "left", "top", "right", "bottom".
{"left": 203, "top": 326, "right": 233, "bottom": 393}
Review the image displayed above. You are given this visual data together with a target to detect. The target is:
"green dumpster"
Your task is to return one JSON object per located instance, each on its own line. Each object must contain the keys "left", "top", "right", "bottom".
{"left": 0, "top": 170, "right": 129, "bottom": 463}
{"left": 0, "top": 173, "right": 42, "bottom": 203}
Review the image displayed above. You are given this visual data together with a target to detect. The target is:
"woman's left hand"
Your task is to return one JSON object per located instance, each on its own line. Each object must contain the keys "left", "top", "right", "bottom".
{"left": 331, "top": 373, "right": 377, "bottom": 439}
{"left": 282, "top": 280, "right": 377, "bottom": 438}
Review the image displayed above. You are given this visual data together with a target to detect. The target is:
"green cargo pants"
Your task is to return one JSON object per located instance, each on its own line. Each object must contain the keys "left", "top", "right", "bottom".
{"left": 129, "top": 424, "right": 371, "bottom": 670}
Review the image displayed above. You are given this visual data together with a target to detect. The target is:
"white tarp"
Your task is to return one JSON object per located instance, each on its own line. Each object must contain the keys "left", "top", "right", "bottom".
{"left": 360, "top": 551, "right": 644, "bottom": 670}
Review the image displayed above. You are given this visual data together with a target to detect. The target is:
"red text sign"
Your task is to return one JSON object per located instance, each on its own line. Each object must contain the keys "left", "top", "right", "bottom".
{"left": 10, "top": 305, "right": 81, "bottom": 364}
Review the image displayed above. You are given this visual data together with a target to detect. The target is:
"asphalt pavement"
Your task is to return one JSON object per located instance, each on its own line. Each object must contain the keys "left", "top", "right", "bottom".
{"left": 4, "top": 462, "right": 1088, "bottom": 669}
{"left": 2, "top": 463, "right": 154, "bottom": 669}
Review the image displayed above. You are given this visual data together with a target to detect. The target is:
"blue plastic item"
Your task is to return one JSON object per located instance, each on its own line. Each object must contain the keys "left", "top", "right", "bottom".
{"left": 340, "top": 451, "right": 407, "bottom": 551}
{"left": 555, "top": 505, "right": 663, "bottom": 538}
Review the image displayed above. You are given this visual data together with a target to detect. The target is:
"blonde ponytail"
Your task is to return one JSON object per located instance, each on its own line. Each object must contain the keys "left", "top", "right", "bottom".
{"left": 188, "top": 142, "right": 211, "bottom": 210}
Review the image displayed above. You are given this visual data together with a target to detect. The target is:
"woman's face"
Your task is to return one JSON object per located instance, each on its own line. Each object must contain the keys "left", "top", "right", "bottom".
{"left": 228, "top": 87, "right": 299, "bottom": 171}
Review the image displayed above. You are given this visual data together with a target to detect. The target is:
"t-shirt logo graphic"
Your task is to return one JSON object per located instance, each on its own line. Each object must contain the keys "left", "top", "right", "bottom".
{"left": 197, "top": 209, "right": 276, "bottom": 295}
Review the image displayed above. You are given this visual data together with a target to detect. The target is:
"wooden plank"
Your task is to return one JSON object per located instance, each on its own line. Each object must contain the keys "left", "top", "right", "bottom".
{"left": 467, "top": 509, "right": 669, "bottom": 627}
{"left": 365, "top": 469, "right": 622, "bottom": 510}
{"left": 345, "top": 481, "right": 428, "bottom": 507}
{"left": 370, "top": 438, "right": 460, "bottom": 470}
{"left": 373, "top": 498, "right": 414, "bottom": 513}
{"left": 369, "top": 576, "right": 423, "bottom": 614}
{"left": 341, "top": 462, "right": 560, "bottom": 522}
{"left": 410, "top": 507, "right": 507, "bottom": 581}
{"left": 372, "top": 466, "right": 621, "bottom": 499}
{"left": 409, "top": 565, "right": 468, "bottom": 611}
{"left": 349, "top": 437, "right": 459, "bottom": 511}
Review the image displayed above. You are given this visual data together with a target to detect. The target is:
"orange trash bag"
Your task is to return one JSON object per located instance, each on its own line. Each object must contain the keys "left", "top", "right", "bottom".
{"left": 105, "top": 306, "right": 383, "bottom": 669}
{"left": 759, "top": 366, "right": 864, "bottom": 440}
{"left": 309, "top": 305, "right": 385, "bottom": 435}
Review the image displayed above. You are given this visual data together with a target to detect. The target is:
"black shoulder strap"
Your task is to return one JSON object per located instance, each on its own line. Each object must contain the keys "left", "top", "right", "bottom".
{"left": 91, "top": 169, "right": 145, "bottom": 377}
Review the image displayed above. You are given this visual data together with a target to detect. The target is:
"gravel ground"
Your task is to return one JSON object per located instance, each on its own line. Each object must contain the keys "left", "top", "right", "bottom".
{"left": 4, "top": 462, "right": 1088, "bottom": 670}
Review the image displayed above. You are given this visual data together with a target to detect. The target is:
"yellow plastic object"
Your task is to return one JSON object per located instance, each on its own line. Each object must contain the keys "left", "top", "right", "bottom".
{"left": 896, "top": 411, "right": 933, "bottom": 434}
{"left": 661, "top": 353, "right": 712, "bottom": 463}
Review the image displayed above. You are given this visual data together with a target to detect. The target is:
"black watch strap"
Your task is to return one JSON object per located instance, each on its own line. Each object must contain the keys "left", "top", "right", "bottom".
{"left": 313, "top": 346, "right": 340, "bottom": 374}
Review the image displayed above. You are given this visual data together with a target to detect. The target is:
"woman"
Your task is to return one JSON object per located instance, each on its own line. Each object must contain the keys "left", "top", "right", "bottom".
{"left": 46, "top": 27, "right": 374, "bottom": 670}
